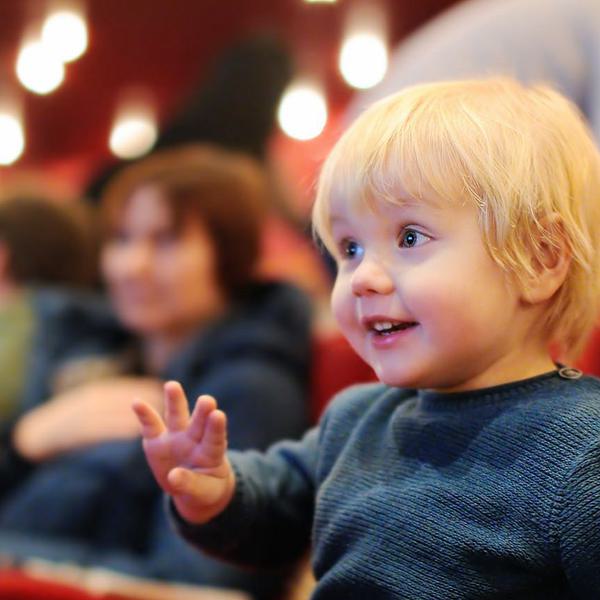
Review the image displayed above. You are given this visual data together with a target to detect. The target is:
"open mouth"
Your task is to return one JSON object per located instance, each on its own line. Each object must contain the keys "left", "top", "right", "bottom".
{"left": 369, "top": 321, "right": 418, "bottom": 336}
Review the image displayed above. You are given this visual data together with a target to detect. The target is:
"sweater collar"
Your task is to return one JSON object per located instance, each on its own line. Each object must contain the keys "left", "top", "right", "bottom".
{"left": 415, "top": 368, "right": 565, "bottom": 413}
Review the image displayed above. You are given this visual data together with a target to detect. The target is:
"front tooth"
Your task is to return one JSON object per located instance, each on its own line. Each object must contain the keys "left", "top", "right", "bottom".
{"left": 374, "top": 321, "right": 393, "bottom": 331}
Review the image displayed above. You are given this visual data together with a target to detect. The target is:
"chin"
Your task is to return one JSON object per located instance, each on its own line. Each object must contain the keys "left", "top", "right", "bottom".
{"left": 371, "top": 367, "right": 407, "bottom": 388}
{"left": 374, "top": 366, "right": 428, "bottom": 389}
{"left": 118, "top": 312, "right": 162, "bottom": 336}
{"left": 379, "top": 375, "right": 412, "bottom": 388}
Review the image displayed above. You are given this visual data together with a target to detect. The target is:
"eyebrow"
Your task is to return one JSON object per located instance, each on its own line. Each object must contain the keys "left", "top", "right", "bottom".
{"left": 329, "top": 214, "right": 346, "bottom": 225}
{"left": 328, "top": 199, "right": 420, "bottom": 225}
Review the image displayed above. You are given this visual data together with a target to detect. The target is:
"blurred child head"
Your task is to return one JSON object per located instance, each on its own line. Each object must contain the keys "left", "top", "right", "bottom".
{"left": 100, "top": 144, "right": 269, "bottom": 338}
{"left": 313, "top": 78, "right": 600, "bottom": 387}
{"left": 0, "top": 195, "right": 94, "bottom": 290}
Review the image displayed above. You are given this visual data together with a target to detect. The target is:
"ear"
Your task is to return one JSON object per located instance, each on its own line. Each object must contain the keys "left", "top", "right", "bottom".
{"left": 520, "top": 213, "right": 571, "bottom": 305}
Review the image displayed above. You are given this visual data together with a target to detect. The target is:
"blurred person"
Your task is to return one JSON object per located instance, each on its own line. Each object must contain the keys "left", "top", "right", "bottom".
{"left": 0, "top": 196, "right": 88, "bottom": 420}
{"left": 0, "top": 194, "right": 99, "bottom": 487}
{"left": 87, "top": 34, "right": 332, "bottom": 314}
{"left": 0, "top": 145, "right": 311, "bottom": 600}
{"left": 347, "top": 0, "right": 600, "bottom": 142}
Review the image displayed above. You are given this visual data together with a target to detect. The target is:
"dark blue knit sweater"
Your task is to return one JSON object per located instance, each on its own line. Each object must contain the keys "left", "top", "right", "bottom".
{"left": 174, "top": 370, "right": 600, "bottom": 599}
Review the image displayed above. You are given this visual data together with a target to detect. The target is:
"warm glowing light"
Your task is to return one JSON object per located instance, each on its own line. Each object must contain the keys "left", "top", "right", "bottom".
{"left": 109, "top": 110, "right": 158, "bottom": 160}
{"left": 277, "top": 83, "right": 327, "bottom": 141}
{"left": 0, "top": 114, "right": 25, "bottom": 165}
{"left": 304, "top": 0, "right": 338, "bottom": 3}
{"left": 339, "top": 32, "right": 388, "bottom": 89}
{"left": 42, "top": 10, "right": 88, "bottom": 63}
{"left": 16, "top": 41, "right": 65, "bottom": 94}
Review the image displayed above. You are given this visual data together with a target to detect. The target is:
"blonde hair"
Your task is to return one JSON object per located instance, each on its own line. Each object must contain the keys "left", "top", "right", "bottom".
{"left": 313, "top": 78, "right": 600, "bottom": 359}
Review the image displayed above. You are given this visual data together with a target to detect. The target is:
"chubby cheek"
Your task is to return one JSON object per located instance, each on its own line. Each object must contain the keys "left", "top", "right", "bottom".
{"left": 407, "top": 276, "right": 465, "bottom": 336}
{"left": 331, "top": 277, "right": 363, "bottom": 347}
{"left": 331, "top": 276, "right": 349, "bottom": 322}
{"left": 406, "top": 271, "right": 490, "bottom": 344}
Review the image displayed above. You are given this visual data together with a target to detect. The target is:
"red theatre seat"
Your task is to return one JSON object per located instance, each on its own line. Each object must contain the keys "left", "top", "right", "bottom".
{"left": 310, "top": 333, "right": 377, "bottom": 422}
{"left": 575, "top": 327, "right": 600, "bottom": 377}
{"left": 0, "top": 569, "right": 104, "bottom": 600}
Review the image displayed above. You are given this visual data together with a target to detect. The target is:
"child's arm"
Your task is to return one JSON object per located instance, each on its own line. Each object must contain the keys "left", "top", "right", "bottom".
{"left": 133, "top": 380, "right": 236, "bottom": 525}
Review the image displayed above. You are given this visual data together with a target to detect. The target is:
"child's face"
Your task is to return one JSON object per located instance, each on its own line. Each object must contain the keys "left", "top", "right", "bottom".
{"left": 330, "top": 190, "right": 541, "bottom": 392}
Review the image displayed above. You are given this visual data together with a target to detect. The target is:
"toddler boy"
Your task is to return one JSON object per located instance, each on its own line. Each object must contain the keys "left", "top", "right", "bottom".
{"left": 135, "top": 78, "right": 600, "bottom": 599}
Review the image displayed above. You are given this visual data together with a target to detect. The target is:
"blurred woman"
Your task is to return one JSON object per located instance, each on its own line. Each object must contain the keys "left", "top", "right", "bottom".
{"left": 0, "top": 145, "right": 311, "bottom": 599}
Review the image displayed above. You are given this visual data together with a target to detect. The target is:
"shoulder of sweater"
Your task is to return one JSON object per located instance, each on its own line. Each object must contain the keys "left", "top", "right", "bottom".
{"left": 544, "top": 375, "right": 600, "bottom": 428}
{"left": 502, "top": 375, "right": 600, "bottom": 457}
{"left": 537, "top": 375, "right": 600, "bottom": 417}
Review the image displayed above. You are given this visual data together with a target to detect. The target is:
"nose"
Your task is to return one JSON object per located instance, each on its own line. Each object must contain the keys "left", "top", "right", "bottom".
{"left": 350, "top": 256, "right": 395, "bottom": 297}
{"left": 111, "top": 240, "right": 154, "bottom": 278}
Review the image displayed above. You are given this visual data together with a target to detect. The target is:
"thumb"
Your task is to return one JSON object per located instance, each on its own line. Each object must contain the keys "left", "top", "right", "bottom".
{"left": 168, "top": 465, "right": 235, "bottom": 523}
{"left": 167, "top": 466, "right": 196, "bottom": 494}
{"left": 167, "top": 466, "right": 229, "bottom": 504}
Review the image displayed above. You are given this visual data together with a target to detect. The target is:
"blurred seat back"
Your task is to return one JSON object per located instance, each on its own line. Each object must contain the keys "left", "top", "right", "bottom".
{"left": 310, "top": 333, "right": 377, "bottom": 422}
{"left": 575, "top": 327, "right": 600, "bottom": 376}
{"left": 0, "top": 569, "right": 97, "bottom": 600}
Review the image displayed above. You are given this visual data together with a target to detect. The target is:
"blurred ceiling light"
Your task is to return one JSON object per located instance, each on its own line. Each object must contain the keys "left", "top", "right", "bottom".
{"left": 0, "top": 114, "right": 25, "bottom": 165}
{"left": 41, "top": 9, "right": 88, "bottom": 63}
{"left": 339, "top": 32, "right": 388, "bottom": 89}
{"left": 16, "top": 40, "right": 65, "bottom": 94}
{"left": 277, "top": 82, "right": 327, "bottom": 141}
{"left": 109, "top": 104, "right": 158, "bottom": 160}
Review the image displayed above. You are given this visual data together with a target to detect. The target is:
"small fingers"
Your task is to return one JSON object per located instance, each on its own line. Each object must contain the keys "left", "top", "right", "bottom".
{"left": 164, "top": 381, "right": 190, "bottom": 431}
{"left": 188, "top": 395, "right": 217, "bottom": 441}
{"left": 200, "top": 409, "right": 228, "bottom": 462}
{"left": 132, "top": 400, "right": 165, "bottom": 439}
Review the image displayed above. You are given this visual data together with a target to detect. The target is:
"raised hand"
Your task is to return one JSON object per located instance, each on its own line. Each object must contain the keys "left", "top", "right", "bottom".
{"left": 133, "top": 380, "right": 235, "bottom": 524}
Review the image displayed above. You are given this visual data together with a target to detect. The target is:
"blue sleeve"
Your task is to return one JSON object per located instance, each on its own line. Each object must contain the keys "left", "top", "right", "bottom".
{"left": 136, "top": 501, "right": 294, "bottom": 598}
{"left": 171, "top": 427, "right": 320, "bottom": 569}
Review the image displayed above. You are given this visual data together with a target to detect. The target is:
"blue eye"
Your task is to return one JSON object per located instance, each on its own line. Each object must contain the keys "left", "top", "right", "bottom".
{"left": 340, "top": 239, "right": 363, "bottom": 259}
{"left": 398, "top": 228, "right": 429, "bottom": 248}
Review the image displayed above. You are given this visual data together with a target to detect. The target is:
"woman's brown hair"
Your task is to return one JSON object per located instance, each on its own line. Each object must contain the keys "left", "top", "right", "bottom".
{"left": 101, "top": 144, "right": 269, "bottom": 298}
